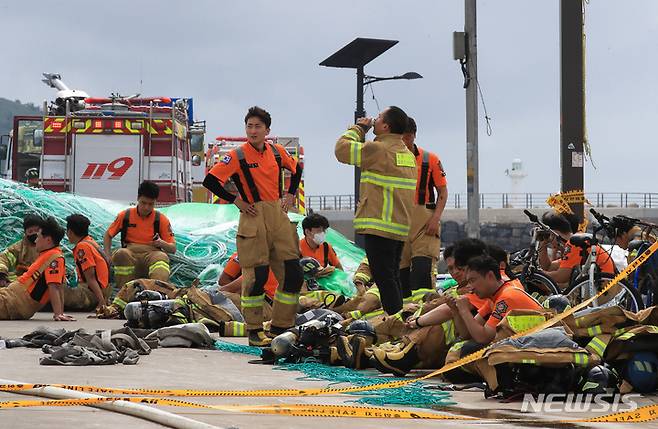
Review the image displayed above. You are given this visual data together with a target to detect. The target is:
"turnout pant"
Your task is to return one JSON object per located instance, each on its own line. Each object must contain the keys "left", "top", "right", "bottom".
{"left": 400, "top": 204, "right": 440, "bottom": 298}
{"left": 112, "top": 244, "right": 171, "bottom": 291}
{"left": 63, "top": 283, "right": 112, "bottom": 311}
{"left": 0, "top": 281, "right": 42, "bottom": 320}
{"left": 236, "top": 201, "right": 303, "bottom": 332}
{"left": 363, "top": 234, "right": 404, "bottom": 315}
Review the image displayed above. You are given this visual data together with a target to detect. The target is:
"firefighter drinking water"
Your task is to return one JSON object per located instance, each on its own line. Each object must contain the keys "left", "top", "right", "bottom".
{"left": 104, "top": 181, "right": 176, "bottom": 299}
{"left": 64, "top": 214, "right": 111, "bottom": 312}
{"left": 203, "top": 106, "right": 304, "bottom": 347}
{"left": 0, "top": 214, "right": 41, "bottom": 287}
{"left": 0, "top": 216, "right": 74, "bottom": 321}
{"left": 335, "top": 106, "right": 416, "bottom": 316}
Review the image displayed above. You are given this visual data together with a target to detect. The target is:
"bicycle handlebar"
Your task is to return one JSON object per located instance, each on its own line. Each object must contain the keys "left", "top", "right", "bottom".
{"left": 524, "top": 209, "right": 539, "bottom": 223}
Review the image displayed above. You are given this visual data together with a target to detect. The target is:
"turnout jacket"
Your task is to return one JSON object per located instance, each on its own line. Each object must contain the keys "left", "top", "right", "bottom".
{"left": 335, "top": 125, "right": 417, "bottom": 241}
{"left": 0, "top": 238, "right": 38, "bottom": 281}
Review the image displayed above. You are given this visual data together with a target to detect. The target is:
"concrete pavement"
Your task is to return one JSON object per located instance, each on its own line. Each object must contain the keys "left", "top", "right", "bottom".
{"left": 0, "top": 313, "right": 657, "bottom": 429}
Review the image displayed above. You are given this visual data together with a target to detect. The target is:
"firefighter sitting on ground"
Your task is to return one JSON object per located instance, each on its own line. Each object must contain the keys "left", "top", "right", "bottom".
{"left": 203, "top": 106, "right": 304, "bottom": 347}
{"left": 0, "top": 216, "right": 74, "bottom": 321}
{"left": 218, "top": 251, "right": 278, "bottom": 314}
{"left": 299, "top": 213, "right": 343, "bottom": 276}
{"left": 0, "top": 214, "right": 41, "bottom": 287}
{"left": 104, "top": 180, "right": 176, "bottom": 297}
{"left": 64, "top": 214, "right": 112, "bottom": 312}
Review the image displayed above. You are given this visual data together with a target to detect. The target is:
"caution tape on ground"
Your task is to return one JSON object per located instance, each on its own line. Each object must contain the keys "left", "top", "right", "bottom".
{"left": 0, "top": 395, "right": 657, "bottom": 423}
{"left": 1, "top": 241, "right": 656, "bottom": 401}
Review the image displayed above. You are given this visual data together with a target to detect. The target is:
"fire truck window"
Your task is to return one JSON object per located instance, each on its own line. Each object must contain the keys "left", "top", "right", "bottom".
{"left": 17, "top": 121, "right": 42, "bottom": 154}
{"left": 190, "top": 134, "right": 204, "bottom": 152}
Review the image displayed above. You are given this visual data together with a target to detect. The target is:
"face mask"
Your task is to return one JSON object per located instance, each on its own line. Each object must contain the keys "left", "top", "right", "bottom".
{"left": 26, "top": 234, "right": 38, "bottom": 244}
{"left": 312, "top": 232, "right": 326, "bottom": 246}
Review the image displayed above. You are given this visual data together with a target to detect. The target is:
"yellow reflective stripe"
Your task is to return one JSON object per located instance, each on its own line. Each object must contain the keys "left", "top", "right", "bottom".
{"left": 450, "top": 340, "right": 466, "bottom": 352}
{"left": 231, "top": 322, "right": 246, "bottom": 337}
{"left": 354, "top": 218, "right": 410, "bottom": 236}
{"left": 521, "top": 359, "right": 537, "bottom": 365}
{"left": 112, "top": 297, "right": 128, "bottom": 309}
{"left": 587, "top": 325, "right": 603, "bottom": 336}
{"left": 614, "top": 327, "right": 629, "bottom": 336}
{"left": 148, "top": 261, "right": 170, "bottom": 275}
{"left": 343, "top": 129, "right": 361, "bottom": 141}
{"left": 506, "top": 315, "right": 546, "bottom": 333}
{"left": 365, "top": 287, "right": 380, "bottom": 299}
{"left": 274, "top": 290, "right": 298, "bottom": 306}
{"left": 353, "top": 272, "right": 371, "bottom": 284}
{"left": 396, "top": 152, "right": 416, "bottom": 167}
{"left": 114, "top": 266, "right": 135, "bottom": 275}
{"left": 364, "top": 309, "right": 384, "bottom": 319}
{"left": 574, "top": 353, "right": 590, "bottom": 366}
{"left": 586, "top": 337, "right": 607, "bottom": 358}
{"left": 350, "top": 142, "right": 362, "bottom": 167}
{"left": 8, "top": 273, "right": 17, "bottom": 282}
{"left": 241, "top": 294, "right": 265, "bottom": 308}
{"left": 348, "top": 310, "right": 363, "bottom": 319}
{"left": 617, "top": 332, "right": 635, "bottom": 341}
{"left": 412, "top": 289, "right": 434, "bottom": 300}
{"left": 4, "top": 252, "right": 16, "bottom": 268}
{"left": 360, "top": 171, "right": 416, "bottom": 190}
{"left": 442, "top": 320, "right": 456, "bottom": 346}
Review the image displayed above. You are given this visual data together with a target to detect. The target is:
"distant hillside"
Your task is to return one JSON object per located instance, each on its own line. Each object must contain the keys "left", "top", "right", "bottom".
{"left": 0, "top": 98, "right": 42, "bottom": 136}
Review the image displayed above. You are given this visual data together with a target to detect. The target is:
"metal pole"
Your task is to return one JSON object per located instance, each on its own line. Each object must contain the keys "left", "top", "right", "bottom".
{"left": 560, "top": 0, "right": 585, "bottom": 222}
{"left": 354, "top": 67, "right": 366, "bottom": 247}
{"left": 465, "top": 0, "right": 480, "bottom": 238}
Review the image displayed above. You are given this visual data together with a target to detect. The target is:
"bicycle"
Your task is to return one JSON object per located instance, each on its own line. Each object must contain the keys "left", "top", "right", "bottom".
{"left": 595, "top": 212, "right": 658, "bottom": 308}
{"left": 508, "top": 211, "right": 561, "bottom": 299}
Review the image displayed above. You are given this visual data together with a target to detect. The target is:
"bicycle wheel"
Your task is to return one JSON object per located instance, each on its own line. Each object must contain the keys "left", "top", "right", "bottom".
{"left": 520, "top": 272, "right": 560, "bottom": 300}
{"left": 565, "top": 273, "right": 644, "bottom": 312}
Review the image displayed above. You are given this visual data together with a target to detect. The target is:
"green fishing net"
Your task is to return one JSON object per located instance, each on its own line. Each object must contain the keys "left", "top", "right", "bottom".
{"left": 0, "top": 179, "right": 364, "bottom": 295}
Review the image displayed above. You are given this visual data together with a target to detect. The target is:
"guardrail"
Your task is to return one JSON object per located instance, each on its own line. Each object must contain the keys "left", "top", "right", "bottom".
{"left": 307, "top": 193, "right": 658, "bottom": 211}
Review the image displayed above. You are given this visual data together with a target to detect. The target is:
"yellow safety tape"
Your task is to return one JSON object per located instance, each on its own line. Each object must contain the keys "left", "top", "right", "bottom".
{"left": 1, "top": 395, "right": 657, "bottom": 423}
{"left": 2, "top": 241, "right": 656, "bottom": 401}
{"left": 0, "top": 396, "right": 472, "bottom": 420}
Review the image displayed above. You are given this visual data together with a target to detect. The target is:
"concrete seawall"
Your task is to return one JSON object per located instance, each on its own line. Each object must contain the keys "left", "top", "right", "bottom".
{"left": 320, "top": 208, "right": 658, "bottom": 252}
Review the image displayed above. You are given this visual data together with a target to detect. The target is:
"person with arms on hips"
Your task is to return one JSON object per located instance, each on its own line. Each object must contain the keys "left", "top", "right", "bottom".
{"left": 0, "top": 216, "right": 74, "bottom": 321}
{"left": 335, "top": 106, "right": 416, "bottom": 316}
{"left": 299, "top": 213, "right": 343, "bottom": 275}
{"left": 0, "top": 214, "right": 41, "bottom": 287}
{"left": 399, "top": 117, "right": 447, "bottom": 297}
{"left": 203, "top": 106, "right": 304, "bottom": 347}
{"left": 104, "top": 181, "right": 176, "bottom": 297}
{"left": 65, "top": 214, "right": 112, "bottom": 312}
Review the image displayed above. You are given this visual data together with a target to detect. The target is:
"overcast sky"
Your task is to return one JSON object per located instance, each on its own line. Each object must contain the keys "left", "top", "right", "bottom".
{"left": 2, "top": 0, "right": 657, "bottom": 198}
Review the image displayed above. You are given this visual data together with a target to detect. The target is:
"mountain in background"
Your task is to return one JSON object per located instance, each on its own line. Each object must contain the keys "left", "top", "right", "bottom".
{"left": 0, "top": 98, "right": 42, "bottom": 136}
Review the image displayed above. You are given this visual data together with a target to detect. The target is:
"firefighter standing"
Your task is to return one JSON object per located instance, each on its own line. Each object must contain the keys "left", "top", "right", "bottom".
{"left": 65, "top": 214, "right": 111, "bottom": 312}
{"left": 0, "top": 216, "right": 74, "bottom": 321}
{"left": 399, "top": 117, "right": 448, "bottom": 297}
{"left": 335, "top": 106, "right": 416, "bottom": 316}
{"left": 203, "top": 106, "right": 304, "bottom": 346}
{"left": 0, "top": 214, "right": 41, "bottom": 287}
{"left": 104, "top": 181, "right": 176, "bottom": 301}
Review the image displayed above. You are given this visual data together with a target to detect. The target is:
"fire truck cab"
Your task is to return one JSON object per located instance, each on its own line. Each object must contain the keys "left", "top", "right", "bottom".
{"left": 0, "top": 73, "right": 201, "bottom": 205}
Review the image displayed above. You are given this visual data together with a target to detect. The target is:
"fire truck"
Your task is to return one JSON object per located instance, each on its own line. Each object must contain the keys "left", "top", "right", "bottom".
{"left": 206, "top": 136, "right": 306, "bottom": 214}
{"left": 0, "top": 73, "right": 206, "bottom": 204}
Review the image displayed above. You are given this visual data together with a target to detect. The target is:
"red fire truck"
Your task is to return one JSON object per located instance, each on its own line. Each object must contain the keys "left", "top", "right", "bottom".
{"left": 0, "top": 73, "right": 203, "bottom": 204}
